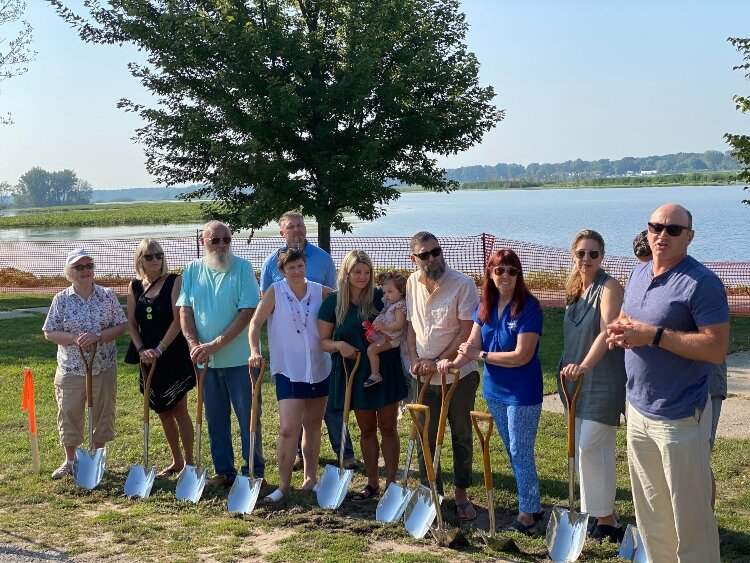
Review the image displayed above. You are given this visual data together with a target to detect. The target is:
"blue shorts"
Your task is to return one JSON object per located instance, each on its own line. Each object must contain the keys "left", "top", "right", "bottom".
{"left": 275, "top": 373, "right": 329, "bottom": 401}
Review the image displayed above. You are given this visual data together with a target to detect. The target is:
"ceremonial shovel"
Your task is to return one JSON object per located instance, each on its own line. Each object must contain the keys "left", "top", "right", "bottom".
{"left": 124, "top": 359, "right": 158, "bottom": 498}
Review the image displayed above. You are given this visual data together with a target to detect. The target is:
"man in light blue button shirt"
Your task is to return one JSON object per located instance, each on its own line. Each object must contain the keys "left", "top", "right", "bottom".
{"left": 260, "top": 211, "right": 356, "bottom": 470}
{"left": 178, "top": 220, "right": 263, "bottom": 486}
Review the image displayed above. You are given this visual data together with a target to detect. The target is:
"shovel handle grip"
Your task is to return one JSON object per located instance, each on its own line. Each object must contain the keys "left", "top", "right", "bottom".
{"left": 470, "top": 410, "right": 494, "bottom": 491}
{"left": 342, "top": 352, "right": 361, "bottom": 425}
{"left": 140, "top": 359, "right": 158, "bottom": 424}
{"left": 407, "top": 403, "right": 436, "bottom": 484}
{"left": 560, "top": 370, "right": 585, "bottom": 458}
{"left": 408, "top": 371, "right": 432, "bottom": 440}
{"left": 193, "top": 363, "right": 209, "bottom": 426}
{"left": 435, "top": 369, "right": 460, "bottom": 448}
{"left": 79, "top": 343, "right": 98, "bottom": 409}
{"left": 249, "top": 360, "right": 265, "bottom": 433}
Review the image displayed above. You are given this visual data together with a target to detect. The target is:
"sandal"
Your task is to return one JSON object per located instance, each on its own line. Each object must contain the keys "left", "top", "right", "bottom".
{"left": 264, "top": 488, "right": 284, "bottom": 503}
{"left": 156, "top": 466, "right": 182, "bottom": 479}
{"left": 508, "top": 519, "right": 535, "bottom": 536}
{"left": 351, "top": 484, "right": 379, "bottom": 501}
{"left": 456, "top": 501, "right": 477, "bottom": 521}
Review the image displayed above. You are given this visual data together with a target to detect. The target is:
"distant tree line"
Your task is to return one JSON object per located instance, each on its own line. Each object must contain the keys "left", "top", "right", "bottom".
{"left": 445, "top": 150, "right": 741, "bottom": 183}
{"left": 11, "top": 167, "right": 92, "bottom": 208}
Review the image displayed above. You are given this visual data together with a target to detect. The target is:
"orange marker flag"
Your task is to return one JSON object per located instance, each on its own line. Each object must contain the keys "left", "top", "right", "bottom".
{"left": 22, "top": 368, "right": 40, "bottom": 474}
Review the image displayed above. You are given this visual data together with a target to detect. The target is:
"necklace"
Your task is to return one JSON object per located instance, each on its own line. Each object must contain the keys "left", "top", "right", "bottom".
{"left": 285, "top": 290, "right": 312, "bottom": 334}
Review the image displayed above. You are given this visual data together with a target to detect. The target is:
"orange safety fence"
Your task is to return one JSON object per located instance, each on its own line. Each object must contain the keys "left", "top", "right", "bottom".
{"left": 1, "top": 233, "right": 748, "bottom": 315}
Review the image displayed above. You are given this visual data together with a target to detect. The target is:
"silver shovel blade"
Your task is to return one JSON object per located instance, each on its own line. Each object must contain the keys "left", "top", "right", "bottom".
{"left": 316, "top": 464, "right": 354, "bottom": 509}
{"left": 227, "top": 475, "right": 264, "bottom": 515}
{"left": 546, "top": 506, "right": 590, "bottom": 563}
{"left": 403, "top": 484, "right": 441, "bottom": 539}
{"left": 619, "top": 524, "right": 650, "bottom": 563}
{"left": 175, "top": 465, "right": 208, "bottom": 503}
{"left": 376, "top": 482, "right": 414, "bottom": 523}
{"left": 124, "top": 464, "right": 157, "bottom": 498}
{"left": 73, "top": 447, "right": 106, "bottom": 490}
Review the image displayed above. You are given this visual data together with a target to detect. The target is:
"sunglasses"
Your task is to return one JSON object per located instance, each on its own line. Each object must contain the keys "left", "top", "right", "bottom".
{"left": 493, "top": 266, "right": 519, "bottom": 277}
{"left": 412, "top": 247, "right": 442, "bottom": 261}
{"left": 72, "top": 263, "right": 95, "bottom": 272}
{"left": 208, "top": 236, "right": 232, "bottom": 245}
{"left": 143, "top": 252, "right": 164, "bottom": 261}
{"left": 647, "top": 222, "right": 690, "bottom": 237}
{"left": 574, "top": 249, "right": 601, "bottom": 260}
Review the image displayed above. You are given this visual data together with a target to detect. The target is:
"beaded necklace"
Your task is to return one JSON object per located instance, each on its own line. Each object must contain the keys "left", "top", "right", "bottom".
{"left": 285, "top": 288, "right": 312, "bottom": 334}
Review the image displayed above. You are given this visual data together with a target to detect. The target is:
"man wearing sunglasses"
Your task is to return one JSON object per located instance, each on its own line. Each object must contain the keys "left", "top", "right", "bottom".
{"left": 177, "top": 220, "right": 264, "bottom": 487}
{"left": 259, "top": 210, "right": 354, "bottom": 471}
{"left": 607, "top": 203, "right": 729, "bottom": 563}
{"left": 405, "top": 231, "right": 480, "bottom": 521}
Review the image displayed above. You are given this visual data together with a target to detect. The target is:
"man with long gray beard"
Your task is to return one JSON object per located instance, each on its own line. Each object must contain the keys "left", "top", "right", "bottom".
{"left": 406, "top": 231, "right": 480, "bottom": 521}
{"left": 177, "top": 220, "right": 263, "bottom": 486}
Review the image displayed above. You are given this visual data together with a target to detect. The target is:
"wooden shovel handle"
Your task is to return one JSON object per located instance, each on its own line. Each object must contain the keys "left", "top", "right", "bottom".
{"left": 140, "top": 359, "right": 158, "bottom": 424}
{"left": 342, "top": 352, "right": 361, "bottom": 424}
{"left": 435, "top": 368, "right": 460, "bottom": 447}
{"left": 79, "top": 343, "right": 97, "bottom": 409}
{"left": 560, "top": 370, "right": 585, "bottom": 458}
{"left": 470, "top": 410, "right": 494, "bottom": 491}
{"left": 249, "top": 360, "right": 266, "bottom": 434}
{"left": 193, "top": 363, "right": 209, "bottom": 426}
{"left": 408, "top": 371, "right": 432, "bottom": 440}
{"left": 408, "top": 403, "right": 436, "bottom": 484}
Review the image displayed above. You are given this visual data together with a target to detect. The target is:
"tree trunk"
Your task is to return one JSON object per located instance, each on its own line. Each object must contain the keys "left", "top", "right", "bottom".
{"left": 317, "top": 219, "right": 332, "bottom": 254}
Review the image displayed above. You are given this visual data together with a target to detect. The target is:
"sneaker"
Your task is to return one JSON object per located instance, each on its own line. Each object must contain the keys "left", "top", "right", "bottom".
{"left": 591, "top": 524, "right": 625, "bottom": 543}
{"left": 208, "top": 473, "right": 235, "bottom": 488}
{"left": 51, "top": 461, "right": 73, "bottom": 480}
{"left": 363, "top": 373, "right": 383, "bottom": 388}
{"left": 293, "top": 454, "right": 304, "bottom": 471}
{"left": 343, "top": 457, "right": 359, "bottom": 470}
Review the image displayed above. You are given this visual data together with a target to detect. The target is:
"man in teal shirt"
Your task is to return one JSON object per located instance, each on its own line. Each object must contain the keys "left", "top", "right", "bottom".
{"left": 178, "top": 220, "right": 262, "bottom": 485}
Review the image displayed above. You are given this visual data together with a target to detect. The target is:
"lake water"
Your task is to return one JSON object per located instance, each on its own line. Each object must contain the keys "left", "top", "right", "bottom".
{"left": 1, "top": 185, "right": 747, "bottom": 262}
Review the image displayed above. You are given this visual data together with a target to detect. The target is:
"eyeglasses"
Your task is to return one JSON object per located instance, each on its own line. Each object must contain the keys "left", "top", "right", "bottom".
{"left": 208, "top": 236, "right": 232, "bottom": 245}
{"left": 412, "top": 247, "right": 442, "bottom": 261}
{"left": 647, "top": 222, "right": 690, "bottom": 237}
{"left": 493, "top": 266, "right": 519, "bottom": 277}
{"left": 72, "top": 263, "right": 95, "bottom": 272}
{"left": 143, "top": 252, "right": 164, "bottom": 261}
{"left": 574, "top": 249, "right": 601, "bottom": 260}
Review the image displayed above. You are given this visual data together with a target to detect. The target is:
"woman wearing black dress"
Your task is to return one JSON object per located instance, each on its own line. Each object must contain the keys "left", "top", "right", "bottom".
{"left": 126, "top": 239, "right": 195, "bottom": 478}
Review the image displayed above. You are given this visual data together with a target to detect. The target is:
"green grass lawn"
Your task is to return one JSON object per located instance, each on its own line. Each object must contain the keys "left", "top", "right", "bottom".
{"left": 0, "top": 298, "right": 749, "bottom": 561}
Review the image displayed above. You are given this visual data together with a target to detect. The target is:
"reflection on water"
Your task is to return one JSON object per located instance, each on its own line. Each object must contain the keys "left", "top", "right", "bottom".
{"left": 0, "top": 185, "right": 747, "bottom": 262}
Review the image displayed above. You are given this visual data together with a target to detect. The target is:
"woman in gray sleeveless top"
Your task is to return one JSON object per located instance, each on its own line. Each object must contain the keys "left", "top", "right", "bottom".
{"left": 557, "top": 230, "right": 626, "bottom": 543}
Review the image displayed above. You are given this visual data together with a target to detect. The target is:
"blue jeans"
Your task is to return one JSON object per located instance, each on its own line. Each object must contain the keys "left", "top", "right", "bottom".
{"left": 202, "top": 365, "right": 265, "bottom": 479}
{"left": 486, "top": 399, "right": 542, "bottom": 514}
{"left": 298, "top": 401, "right": 355, "bottom": 460}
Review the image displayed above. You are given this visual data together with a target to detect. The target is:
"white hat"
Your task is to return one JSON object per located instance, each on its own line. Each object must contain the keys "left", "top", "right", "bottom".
{"left": 66, "top": 248, "right": 91, "bottom": 265}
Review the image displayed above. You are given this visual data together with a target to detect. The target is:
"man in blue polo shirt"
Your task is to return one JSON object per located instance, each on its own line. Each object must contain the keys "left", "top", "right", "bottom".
{"left": 607, "top": 203, "right": 729, "bottom": 563}
{"left": 260, "top": 211, "right": 356, "bottom": 470}
{"left": 178, "top": 220, "right": 263, "bottom": 486}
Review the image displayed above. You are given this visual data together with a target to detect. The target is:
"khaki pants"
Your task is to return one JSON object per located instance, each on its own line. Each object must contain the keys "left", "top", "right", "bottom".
{"left": 627, "top": 400, "right": 719, "bottom": 563}
{"left": 55, "top": 364, "right": 117, "bottom": 447}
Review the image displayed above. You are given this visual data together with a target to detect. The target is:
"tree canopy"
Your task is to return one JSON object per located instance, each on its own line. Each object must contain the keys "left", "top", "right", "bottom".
{"left": 48, "top": 0, "right": 503, "bottom": 250}
{"left": 14, "top": 167, "right": 93, "bottom": 207}
{"left": 1, "top": 0, "right": 35, "bottom": 125}
{"left": 725, "top": 36, "right": 750, "bottom": 206}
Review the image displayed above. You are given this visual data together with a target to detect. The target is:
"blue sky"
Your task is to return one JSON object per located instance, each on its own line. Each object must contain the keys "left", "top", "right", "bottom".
{"left": 1, "top": 0, "right": 749, "bottom": 188}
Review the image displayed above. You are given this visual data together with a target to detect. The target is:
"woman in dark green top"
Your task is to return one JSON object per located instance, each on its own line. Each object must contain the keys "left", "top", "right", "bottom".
{"left": 318, "top": 250, "right": 407, "bottom": 500}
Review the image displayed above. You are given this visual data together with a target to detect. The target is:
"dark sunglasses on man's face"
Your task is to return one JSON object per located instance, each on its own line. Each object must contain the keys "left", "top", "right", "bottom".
{"left": 208, "top": 236, "right": 232, "bottom": 245}
{"left": 143, "top": 252, "right": 164, "bottom": 261}
{"left": 73, "top": 263, "right": 95, "bottom": 272}
{"left": 412, "top": 247, "right": 442, "bottom": 261}
{"left": 574, "top": 249, "right": 600, "bottom": 260}
{"left": 647, "top": 222, "right": 690, "bottom": 237}
{"left": 493, "top": 266, "right": 519, "bottom": 277}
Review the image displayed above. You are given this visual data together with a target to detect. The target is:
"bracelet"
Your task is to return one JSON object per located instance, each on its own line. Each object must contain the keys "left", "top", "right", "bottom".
{"left": 137, "top": 346, "right": 145, "bottom": 353}
{"left": 158, "top": 340, "right": 168, "bottom": 352}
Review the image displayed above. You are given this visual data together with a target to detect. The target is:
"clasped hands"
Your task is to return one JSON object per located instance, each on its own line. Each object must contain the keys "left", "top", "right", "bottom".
{"left": 605, "top": 316, "right": 654, "bottom": 350}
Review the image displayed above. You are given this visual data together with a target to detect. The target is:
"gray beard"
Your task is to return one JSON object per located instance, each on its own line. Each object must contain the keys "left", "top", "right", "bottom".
{"left": 204, "top": 251, "right": 233, "bottom": 272}
{"left": 421, "top": 260, "right": 446, "bottom": 281}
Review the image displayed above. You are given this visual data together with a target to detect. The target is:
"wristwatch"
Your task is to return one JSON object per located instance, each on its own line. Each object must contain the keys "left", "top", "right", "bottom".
{"left": 95, "top": 331, "right": 102, "bottom": 342}
{"left": 480, "top": 351, "right": 488, "bottom": 361}
{"left": 652, "top": 327, "right": 665, "bottom": 347}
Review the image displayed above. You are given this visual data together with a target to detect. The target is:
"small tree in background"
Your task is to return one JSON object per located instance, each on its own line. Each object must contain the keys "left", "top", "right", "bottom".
{"left": 14, "top": 167, "right": 92, "bottom": 207}
{"left": 725, "top": 36, "right": 750, "bottom": 206}
{"left": 48, "top": 0, "right": 503, "bottom": 250}
{"left": 0, "top": 0, "right": 35, "bottom": 125}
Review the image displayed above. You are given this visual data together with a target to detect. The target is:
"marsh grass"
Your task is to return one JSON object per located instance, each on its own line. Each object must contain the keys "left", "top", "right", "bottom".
{"left": 1, "top": 300, "right": 749, "bottom": 561}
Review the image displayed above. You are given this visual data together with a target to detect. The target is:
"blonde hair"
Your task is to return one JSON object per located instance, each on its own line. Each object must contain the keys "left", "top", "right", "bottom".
{"left": 134, "top": 238, "right": 169, "bottom": 280}
{"left": 565, "top": 229, "right": 605, "bottom": 305}
{"left": 335, "top": 250, "right": 376, "bottom": 326}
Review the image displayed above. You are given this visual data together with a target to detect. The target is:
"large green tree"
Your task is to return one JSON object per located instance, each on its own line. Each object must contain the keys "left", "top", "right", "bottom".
{"left": 14, "top": 167, "right": 92, "bottom": 207}
{"left": 1, "top": 0, "right": 35, "bottom": 125}
{"left": 48, "top": 0, "right": 503, "bottom": 250}
{"left": 725, "top": 36, "right": 750, "bottom": 205}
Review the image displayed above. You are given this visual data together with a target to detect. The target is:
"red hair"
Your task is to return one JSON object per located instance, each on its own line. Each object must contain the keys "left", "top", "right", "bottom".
{"left": 478, "top": 248, "right": 537, "bottom": 322}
